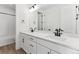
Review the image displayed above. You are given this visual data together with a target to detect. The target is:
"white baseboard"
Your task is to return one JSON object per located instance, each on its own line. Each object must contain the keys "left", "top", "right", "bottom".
{"left": 0, "top": 36, "right": 15, "bottom": 47}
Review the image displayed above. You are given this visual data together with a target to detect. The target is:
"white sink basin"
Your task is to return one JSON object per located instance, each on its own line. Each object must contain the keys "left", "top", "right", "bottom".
{"left": 37, "top": 33, "right": 66, "bottom": 41}
{"left": 32, "top": 31, "right": 66, "bottom": 41}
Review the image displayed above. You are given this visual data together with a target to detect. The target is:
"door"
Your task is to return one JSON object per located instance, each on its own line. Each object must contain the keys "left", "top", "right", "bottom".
{"left": 37, "top": 44, "right": 50, "bottom": 54}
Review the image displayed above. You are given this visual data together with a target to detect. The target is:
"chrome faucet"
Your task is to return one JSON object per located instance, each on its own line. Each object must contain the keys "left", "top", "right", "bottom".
{"left": 29, "top": 27, "right": 36, "bottom": 32}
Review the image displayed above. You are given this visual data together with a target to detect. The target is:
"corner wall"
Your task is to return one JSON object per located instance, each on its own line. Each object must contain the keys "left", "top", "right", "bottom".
{"left": 0, "top": 5, "right": 16, "bottom": 46}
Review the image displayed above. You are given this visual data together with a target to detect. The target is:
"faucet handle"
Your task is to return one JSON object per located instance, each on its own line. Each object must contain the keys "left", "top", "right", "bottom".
{"left": 55, "top": 29, "right": 58, "bottom": 31}
{"left": 59, "top": 28, "right": 63, "bottom": 31}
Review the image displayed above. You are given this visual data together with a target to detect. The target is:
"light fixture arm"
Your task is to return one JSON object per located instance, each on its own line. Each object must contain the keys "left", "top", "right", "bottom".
{"left": 29, "top": 4, "right": 39, "bottom": 12}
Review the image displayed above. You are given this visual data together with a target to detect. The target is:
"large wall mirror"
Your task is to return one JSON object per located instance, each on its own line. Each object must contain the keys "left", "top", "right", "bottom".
{"left": 36, "top": 4, "right": 79, "bottom": 34}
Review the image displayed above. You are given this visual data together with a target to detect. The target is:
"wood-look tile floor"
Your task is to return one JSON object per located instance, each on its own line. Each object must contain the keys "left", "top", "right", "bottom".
{"left": 0, "top": 43, "right": 26, "bottom": 54}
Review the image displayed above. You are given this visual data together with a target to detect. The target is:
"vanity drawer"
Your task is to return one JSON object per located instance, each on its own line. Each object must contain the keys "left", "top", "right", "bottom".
{"left": 24, "top": 39, "right": 37, "bottom": 54}
{"left": 19, "top": 33, "right": 37, "bottom": 54}
{"left": 20, "top": 33, "right": 36, "bottom": 42}
{"left": 37, "top": 38, "right": 79, "bottom": 54}
{"left": 25, "top": 34, "right": 37, "bottom": 42}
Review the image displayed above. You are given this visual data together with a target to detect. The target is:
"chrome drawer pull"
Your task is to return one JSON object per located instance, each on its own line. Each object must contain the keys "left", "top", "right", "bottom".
{"left": 29, "top": 44, "right": 34, "bottom": 47}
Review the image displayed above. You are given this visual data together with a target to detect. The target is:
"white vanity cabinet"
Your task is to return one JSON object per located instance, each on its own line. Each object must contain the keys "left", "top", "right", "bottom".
{"left": 20, "top": 33, "right": 59, "bottom": 54}
{"left": 37, "top": 44, "right": 50, "bottom": 54}
{"left": 20, "top": 33, "right": 37, "bottom": 54}
{"left": 26, "top": 40, "right": 37, "bottom": 54}
{"left": 36, "top": 37, "right": 79, "bottom": 54}
{"left": 20, "top": 33, "right": 79, "bottom": 54}
{"left": 20, "top": 34, "right": 30, "bottom": 53}
{"left": 36, "top": 44, "right": 58, "bottom": 54}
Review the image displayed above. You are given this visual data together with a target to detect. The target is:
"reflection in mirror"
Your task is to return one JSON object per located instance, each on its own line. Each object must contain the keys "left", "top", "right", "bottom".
{"left": 37, "top": 4, "right": 79, "bottom": 34}
{"left": 38, "top": 11, "right": 44, "bottom": 30}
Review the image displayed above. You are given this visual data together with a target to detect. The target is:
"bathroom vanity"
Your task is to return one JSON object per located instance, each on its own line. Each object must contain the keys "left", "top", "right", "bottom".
{"left": 19, "top": 31, "right": 79, "bottom": 54}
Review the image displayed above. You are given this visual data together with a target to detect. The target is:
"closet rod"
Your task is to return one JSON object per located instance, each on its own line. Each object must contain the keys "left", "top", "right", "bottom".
{"left": 0, "top": 12, "right": 15, "bottom": 16}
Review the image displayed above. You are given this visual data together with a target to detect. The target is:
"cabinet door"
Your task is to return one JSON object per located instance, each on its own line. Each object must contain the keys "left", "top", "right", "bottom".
{"left": 19, "top": 34, "right": 30, "bottom": 53}
{"left": 23, "top": 35, "right": 31, "bottom": 53}
{"left": 19, "top": 34, "right": 25, "bottom": 49}
{"left": 37, "top": 44, "right": 50, "bottom": 54}
{"left": 24, "top": 36, "right": 37, "bottom": 54}
{"left": 28, "top": 41, "right": 37, "bottom": 54}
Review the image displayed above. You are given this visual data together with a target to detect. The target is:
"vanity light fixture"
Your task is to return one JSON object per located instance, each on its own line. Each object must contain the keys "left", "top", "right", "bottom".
{"left": 29, "top": 4, "right": 39, "bottom": 12}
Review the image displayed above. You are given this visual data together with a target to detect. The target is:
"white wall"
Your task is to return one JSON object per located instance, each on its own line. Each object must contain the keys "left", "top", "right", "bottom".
{"left": 43, "top": 5, "right": 76, "bottom": 34}
{"left": 60, "top": 5, "right": 76, "bottom": 34}
{"left": 0, "top": 5, "right": 15, "bottom": 46}
{"left": 44, "top": 7, "right": 60, "bottom": 31}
